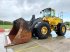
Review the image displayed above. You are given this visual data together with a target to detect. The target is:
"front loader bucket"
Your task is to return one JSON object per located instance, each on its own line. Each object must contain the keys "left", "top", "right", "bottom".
{"left": 5, "top": 18, "right": 32, "bottom": 46}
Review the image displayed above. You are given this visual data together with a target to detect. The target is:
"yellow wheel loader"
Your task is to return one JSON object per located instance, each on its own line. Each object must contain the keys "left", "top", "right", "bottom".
{"left": 5, "top": 8, "right": 66, "bottom": 46}
{"left": 31, "top": 8, "right": 66, "bottom": 39}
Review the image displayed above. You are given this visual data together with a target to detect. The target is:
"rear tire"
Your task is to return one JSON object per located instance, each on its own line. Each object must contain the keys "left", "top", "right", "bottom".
{"left": 56, "top": 23, "right": 66, "bottom": 36}
{"left": 35, "top": 22, "right": 51, "bottom": 39}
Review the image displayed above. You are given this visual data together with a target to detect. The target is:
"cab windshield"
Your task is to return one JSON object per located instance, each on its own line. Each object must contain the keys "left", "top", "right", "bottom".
{"left": 40, "top": 10, "right": 51, "bottom": 17}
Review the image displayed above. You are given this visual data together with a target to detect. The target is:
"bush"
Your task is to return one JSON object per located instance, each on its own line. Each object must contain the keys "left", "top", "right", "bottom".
{"left": 0, "top": 20, "right": 12, "bottom": 25}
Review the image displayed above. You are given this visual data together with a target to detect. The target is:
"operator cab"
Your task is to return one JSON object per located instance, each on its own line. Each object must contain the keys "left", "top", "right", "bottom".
{"left": 40, "top": 8, "right": 55, "bottom": 17}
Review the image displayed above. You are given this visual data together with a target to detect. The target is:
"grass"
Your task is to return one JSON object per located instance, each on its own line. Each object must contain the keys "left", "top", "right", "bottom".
{"left": 0, "top": 25, "right": 12, "bottom": 29}
{"left": 0, "top": 24, "right": 70, "bottom": 29}
{"left": 66, "top": 25, "right": 70, "bottom": 28}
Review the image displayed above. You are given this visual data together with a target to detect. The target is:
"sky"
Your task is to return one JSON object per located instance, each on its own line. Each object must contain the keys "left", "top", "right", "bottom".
{"left": 0, "top": 0, "right": 70, "bottom": 22}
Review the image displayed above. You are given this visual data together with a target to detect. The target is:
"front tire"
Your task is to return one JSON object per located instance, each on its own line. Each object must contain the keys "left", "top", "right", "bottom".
{"left": 56, "top": 23, "right": 66, "bottom": 36}
{"left": 35, "top": 22, "right": 51, "bottom": 39}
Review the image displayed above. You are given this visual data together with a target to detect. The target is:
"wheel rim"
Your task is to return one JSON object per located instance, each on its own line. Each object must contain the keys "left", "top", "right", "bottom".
{"left": 62, "top": 26, "right": 65, "bottom": 33}
{"left": 41, "top": 26, "right": 48, "bottom": 35}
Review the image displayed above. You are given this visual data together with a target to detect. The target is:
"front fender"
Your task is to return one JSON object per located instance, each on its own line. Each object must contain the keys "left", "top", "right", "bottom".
{"left": 29, "top": 18, "right": 43, "bottom": 30}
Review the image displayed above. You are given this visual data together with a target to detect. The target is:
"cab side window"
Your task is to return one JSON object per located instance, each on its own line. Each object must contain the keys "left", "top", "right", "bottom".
{"left": 51, "top": 11, "right": 55, "bottom": 17}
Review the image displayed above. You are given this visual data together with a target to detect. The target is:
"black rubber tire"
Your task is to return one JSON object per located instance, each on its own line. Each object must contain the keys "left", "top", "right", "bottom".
{"left": 35, "top": 22, "right": 51, "bottom": 39}
{"left": 56, "top": 23, "right": 66, "bottom": 36}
